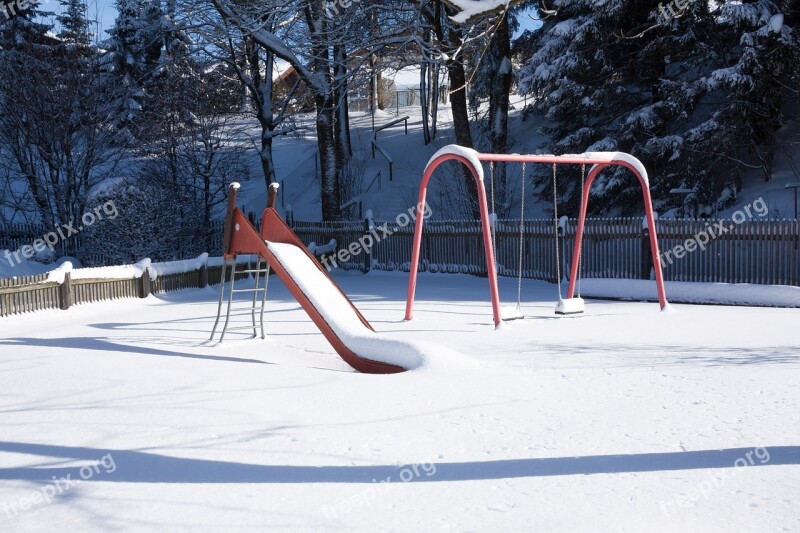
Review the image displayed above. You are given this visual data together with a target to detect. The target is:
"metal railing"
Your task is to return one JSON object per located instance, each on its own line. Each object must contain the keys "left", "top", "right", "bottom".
{"left": 341, "top": 169, "right": 382, "bottom": 219}
{"left": 373, "top": 115, "right": 409, "bottom": 141}
{"left": 370, "top": 142, "right": 394, "bottom": 182}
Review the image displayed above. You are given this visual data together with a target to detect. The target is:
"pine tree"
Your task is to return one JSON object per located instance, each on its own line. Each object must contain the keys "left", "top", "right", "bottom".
{"left": 102, "top": 0, "right": 162, "bottom": 141}
{"left": 0, "top": 0, "right": 52, "bottom": 50}
{"left": 57, "top": 0, "right": 92, "bottom": 46}
{"left": 517, "top": 0, "right": 800, "bottom": 215}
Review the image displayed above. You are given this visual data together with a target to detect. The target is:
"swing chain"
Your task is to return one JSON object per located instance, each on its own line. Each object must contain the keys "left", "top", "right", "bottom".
{"left": 553, "top": 163, "right": 562, "bottom": 301}
{"left": 516, "top": 162, "right": 526, "bottom": 311}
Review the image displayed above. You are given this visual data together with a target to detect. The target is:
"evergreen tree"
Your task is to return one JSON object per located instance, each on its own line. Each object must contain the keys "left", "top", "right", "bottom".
{"left": 57, "top": 0, "right": 92, "bottom": 46}
{"left": 517, "top": 0, "right": 800, "bottom": 215}
{"left": 103, "top": 0, "right": 163, "bottom": 141}
{"left": 0, "top": 0, "right": 51, "bottom": 50}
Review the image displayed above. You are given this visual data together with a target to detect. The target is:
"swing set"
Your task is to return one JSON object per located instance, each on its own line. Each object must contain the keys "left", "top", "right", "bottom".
{"left": 404, "top": 145, "right": 668, "bottom": 328}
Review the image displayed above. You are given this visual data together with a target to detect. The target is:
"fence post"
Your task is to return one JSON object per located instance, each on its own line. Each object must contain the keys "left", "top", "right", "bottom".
{"left": 59, "top": 272, "right": 73, "bottom": 310}
{"left": 641, "top": 226, "right": 654, "bottom": 280}
{"left": 139, "top": 268, "right": 151, "bottom": 298}
{"left": 363, "top": 216, "right": 373, "bottom": 274}
{"left": 286, "top": 205, "right": 294, "bottom": 228}
{"left": 199, "top": 263, "right": 209, "bottom": 289}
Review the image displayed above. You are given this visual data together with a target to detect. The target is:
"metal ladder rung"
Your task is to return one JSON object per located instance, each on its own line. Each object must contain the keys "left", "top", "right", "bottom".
{"left": 210, "top": 257, "right": 271, "bottom": 343}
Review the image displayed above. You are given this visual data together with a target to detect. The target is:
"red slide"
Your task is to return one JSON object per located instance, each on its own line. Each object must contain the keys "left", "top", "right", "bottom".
{"left": 222, "top": 186, "right": 406, "bottom": 374}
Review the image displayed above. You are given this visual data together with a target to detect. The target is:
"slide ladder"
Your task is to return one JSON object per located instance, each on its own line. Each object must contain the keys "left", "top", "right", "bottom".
{"left": 209, "top": 257, "right": 270, "bottom": 342}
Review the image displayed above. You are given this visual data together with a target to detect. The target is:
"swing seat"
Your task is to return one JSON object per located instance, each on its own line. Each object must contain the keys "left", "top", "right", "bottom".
{"left": 555, "top": 297, "right": 584, "bottom": 315}
{"left": 502, "top": 305, "right": 525, "bottom": 321}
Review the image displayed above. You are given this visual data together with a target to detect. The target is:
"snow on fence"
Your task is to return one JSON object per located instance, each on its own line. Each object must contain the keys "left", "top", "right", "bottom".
{"left": 2, "top": 217, "right": 798, "bottom": 317}
{"left": 291, "top": 217, "right": 800, "bottom": 286}
{"left": 0, "top": 254, "right": 254, "bottom": 318}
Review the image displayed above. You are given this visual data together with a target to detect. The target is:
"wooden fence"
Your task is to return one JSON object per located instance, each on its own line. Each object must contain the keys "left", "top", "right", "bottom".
{"left": 0, "top": 258, "right": 254, "bottom": 318}
{"left": 3, "top": 217, "right": 798, "bottom": 317}
{"left": 292, "top": 217, "right": 800, "bottom": 287}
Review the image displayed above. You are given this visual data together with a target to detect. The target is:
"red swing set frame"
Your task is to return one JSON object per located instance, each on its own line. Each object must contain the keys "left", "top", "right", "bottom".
{"left": 404, "top": 146, "right": 669, "bottom": 327}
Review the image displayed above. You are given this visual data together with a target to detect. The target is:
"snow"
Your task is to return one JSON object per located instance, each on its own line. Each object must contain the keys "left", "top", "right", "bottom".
{"left": 427, "top": 145, "right": 485, "bottom": 182}
{"left": 577, "top": 152, "right": 651, "bottom": 188}
{"left": 581, "top": 278, "right": 800, "bottom": 307}
{"left": 0, "top": 254, "right": 77, "bottom": 279}
{"left": 68, "top": 259, "right": 152, "bottom": 281}
{"left": 769, "top": 13, "right": 784, "bottom": 33}
{"left": 0, "top": 271, "right": 798, "bottom": 531}
{"left": 554, "top": 296, "right": 585, "bottom": 314}
{"left": 447, "top": 0, "right": 514, "bottom": 24}
{"left": 385, "top": 66, "right": 447, "bottom": 92}
{"left": 43, "top": 261, "right": 73, "bottom": 285}
{"left": 42, "top": 255, "right": 211, "bottom": 284}
{"left": 307, "top": 239, "right": 336, "bottom": 256}
{"left": 149, "top": 254, "right": 209, "bottom": 279}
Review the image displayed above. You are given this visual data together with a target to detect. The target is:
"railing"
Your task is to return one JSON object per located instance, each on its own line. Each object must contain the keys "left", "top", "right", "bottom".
{"left": 371, "top": 141, "right": 394, "bottom": 182}
{"left": 373, "top": 115, "right": 409, "bottom": 141}
{"left": 341, "top": 170, "right": 382, "bottom": 219}
{"left": 370, "top": 116, "right": 409, "bottom": 182}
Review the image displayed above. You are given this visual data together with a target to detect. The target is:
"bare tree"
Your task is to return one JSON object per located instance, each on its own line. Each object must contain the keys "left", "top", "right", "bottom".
{"left": 0, "top": 42, "right": 121, "bottom": 245}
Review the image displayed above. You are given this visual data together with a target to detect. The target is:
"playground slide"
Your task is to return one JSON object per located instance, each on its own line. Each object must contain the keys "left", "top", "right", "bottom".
{"left": 230, "top": 208, "right": 424, "bottom": 374}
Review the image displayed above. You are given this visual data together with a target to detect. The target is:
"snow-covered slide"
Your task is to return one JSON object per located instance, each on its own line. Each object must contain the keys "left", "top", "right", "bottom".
{"left": 251, "top": 209, "right": 428, "bottom": 373}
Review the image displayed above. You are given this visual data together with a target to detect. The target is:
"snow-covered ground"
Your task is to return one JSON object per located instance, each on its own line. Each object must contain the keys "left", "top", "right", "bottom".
{"left": 1, "top": 272, "right": 798, "bottom": 532}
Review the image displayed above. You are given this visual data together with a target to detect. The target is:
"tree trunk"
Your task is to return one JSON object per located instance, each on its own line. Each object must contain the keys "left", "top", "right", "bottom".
{"left": 308, "top": 6, "right": 341, "bottom": 221}
{"left": 333, "top": 44, "right": 352, "bottom": 158}
{"left": 447, "top": 56, "right": 480, "bottom": 218}
{"left": 259, "top": 50, "right": 278, "bottom": 187}
{"left": 489, "top": 12, "right": 512, "bottom": 210}
{"left": 420, "top": 60, "right": 430, "bottom": 144}
{"left": 244, "top": 39, "right": 278, "bottom": 191}
{"left": 430, "top": 59, "right": 439, "bottom": 140}
{"left": 317, "top": 94, "right": 341, "bottom": 220}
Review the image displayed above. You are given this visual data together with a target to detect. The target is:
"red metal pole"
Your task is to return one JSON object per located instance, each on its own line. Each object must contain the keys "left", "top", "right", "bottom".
{"left": 642, "top": 187, "right": 668, "bottom": 309}
{"left": 405, "top": 153, "right": 502, "bottom": 326}
{"left": 404, "top": 178, "right": 429, "bottom": 322}
{"left": 566, "top": 165, "right": 604, "bottom": 299}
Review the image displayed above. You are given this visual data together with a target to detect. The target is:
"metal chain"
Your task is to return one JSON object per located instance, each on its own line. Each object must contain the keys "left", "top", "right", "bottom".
{"left": 516, "top": 162, "right": 526, "bottom": 310}
{"left": 553, "top": 163, "right": 562, "bottom": 301}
